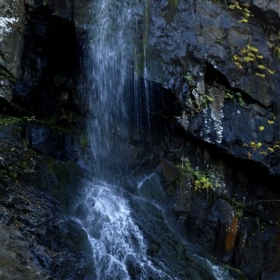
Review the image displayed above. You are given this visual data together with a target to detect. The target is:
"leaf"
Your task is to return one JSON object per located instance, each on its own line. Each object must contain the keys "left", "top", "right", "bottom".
{"left": 255, "top": 72, "right": 266, "bottom": 78}
{"left": 250, "top": 141, "right": 262, "bottom": 149}
{"left": 267, "top": 120, "right": 274, "bottom": 124}
{"left": 266, "top": 68, "right": 275, "bottom": 75}
{"left": 234, "top": 62, "right": 243, "bottom": 69}
{"left": 225, "top": 92, "right": 234, "bottom": 99}
{"left": 256, "top": 55, "right": 263, "bottom": 59}
{"left": 228, "top": 4, "right": 237, "bottom": 10}
{"left": 232, "top": 55, "right": 240, "bottom": 61}
{"left": 247, "top": 45, "right": 259, "bottom": 53}
{"left": 247, "top": 52, "right": 256, "bottom": 58}
{"left": 256, "top": 142, "right": 262, "bottom": 148}
{"left": 243, "top": 56, "right": 254, "bottom": 62}
{"left": 258, "top": 126, "right": 265, "bottom": 131}
{"left": 257, "top": 65, "right": 266, "bottom": 70}
{"left": 238, "top": 19, "right": 248, "bottom": 23}
{"left": 205, "top": 95, "right": 214, "bottom": 102}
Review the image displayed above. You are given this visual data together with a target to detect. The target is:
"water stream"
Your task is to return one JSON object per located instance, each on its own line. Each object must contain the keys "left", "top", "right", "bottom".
{"left": 75, "top": 0, "right": 229, "bottom": 279}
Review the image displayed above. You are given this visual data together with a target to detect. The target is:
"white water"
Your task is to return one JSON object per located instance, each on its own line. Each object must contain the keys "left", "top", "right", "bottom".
{"left": 76, "top": 0, "right": 231, "bottom": 279}
{"left": 75, "top": 180, "right": 174, "bottom": 280}
{"left": 77, "top": 0, "right": 175, "bottom": 278}
{"left": 83, "top": 0, "right": 137, "bottom": 175}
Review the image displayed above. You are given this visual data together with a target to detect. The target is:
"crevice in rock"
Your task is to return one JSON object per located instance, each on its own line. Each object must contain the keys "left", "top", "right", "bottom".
{"left": 15, "top": 5, "right": 80, "bottom": 120}
{"left": 205, "top": 63, "right": 271, "bottom": 109}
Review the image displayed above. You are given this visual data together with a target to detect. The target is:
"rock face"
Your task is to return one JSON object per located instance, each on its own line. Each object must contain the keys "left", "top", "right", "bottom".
{"left": 1, "top": 0, "right": 280, "bottom": 279}
{"left": 0, "top": 0, "right": 25, "bottom": 106}
{"left": 0, "top": 124, "right": 94, "bottom": 279}
{"left": 0, "top": 223, "right": 46, "bottom": 280}
{"left": 142, "top": 0, "right": 280, "bottom": 175}
{"left": 140, "top": 1, "right": 280, "bottom": 278}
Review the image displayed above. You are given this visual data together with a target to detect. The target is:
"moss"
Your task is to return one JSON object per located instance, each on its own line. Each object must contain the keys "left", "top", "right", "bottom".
{"left": 0, "top": 116, "right": 23, "bottom": 128}
{"left": 24, "top": 114, "right": 78, "bottom": 135}
{"left": 162, "top": 0, "right": 180, "bottom": 24}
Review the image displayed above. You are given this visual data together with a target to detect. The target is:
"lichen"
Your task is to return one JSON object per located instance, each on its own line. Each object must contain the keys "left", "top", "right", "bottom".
{"left": 0, "top": 16, "right": 18, "bottom": 37}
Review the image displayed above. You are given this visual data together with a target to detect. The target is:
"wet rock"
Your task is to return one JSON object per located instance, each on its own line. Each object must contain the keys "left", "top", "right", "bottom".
{"left": 0, "top": 223, "right": 46, "bottom": 280}
{"left": 159, "top": 154, "right": 180, "bottom": 184}
{"left": 0, "top": 136, "right": 93, "bottom": 279}
{"left": 138, "top": 173, "right": 166, "bottom": 203}
{"left": 1, "top": 0, "right": 280, "bottom": 279}
{"left": 140, "top": 0, "right": 280, "bottom": 175}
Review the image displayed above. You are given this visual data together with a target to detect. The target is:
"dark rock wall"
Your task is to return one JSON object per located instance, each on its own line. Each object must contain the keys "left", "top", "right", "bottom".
{"left": 137, "top": 0, "right": 280, "bottom": 279}
{"left": 0, "top": 0, "right": 280, "bottom": 279}
{"left": 143, "top": 0, "right": 280, "bottom": 175}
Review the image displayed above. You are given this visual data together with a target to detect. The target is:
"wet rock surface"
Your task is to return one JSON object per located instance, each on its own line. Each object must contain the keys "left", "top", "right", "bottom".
{"left": 0, "top": 116, "right": 94, "bottom": 279}
{"left": 0, "top": 223, "right": 46, "bottom": 280}
{"left": 0, "top": 0, "right": 280, "bottom": 279}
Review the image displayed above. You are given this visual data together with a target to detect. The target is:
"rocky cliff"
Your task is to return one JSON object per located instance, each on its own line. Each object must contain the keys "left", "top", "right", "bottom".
{"left": 0, "top": 0, "right": 280, "bottom": 279}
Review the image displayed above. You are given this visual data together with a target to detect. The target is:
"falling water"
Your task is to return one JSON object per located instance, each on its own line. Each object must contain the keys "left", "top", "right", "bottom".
{"left": 83, "top": 0, "right": 136, "bottom": 178}
{"left": 75, "top": 0, "right": 231, "bottom": 279}
{"left": 76, "top": 0, "right": 175, "bottom": 278}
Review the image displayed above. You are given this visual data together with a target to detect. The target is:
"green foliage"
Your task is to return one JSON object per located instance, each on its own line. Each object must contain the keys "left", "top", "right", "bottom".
{"left": 235, "top": 92, "right": 244, "bottom": 106}
{"left": 193, "top": 171, "right": 215, "bottom": 191}
{"left": 232, "top": 44, "right": 275, "bottom": 77}
{"left": 0, "top": 116, "right": 22, "bottom": 127}
{"left": 230, "top": 198, "right": 246, "bottom": 218}
{"left": 215, "top": 37, "right": 222, "bottom": 44}
{"left": 227, "top": 1, "right": 276, "bottom": 76}
{"left": 225, "top": 91, "right": 244, "bottom": 106}
{"left": 184, "top": 73, "right": 193, "bottom": 83}
{"left": 183, "top": 73, "right": 214, "bottom": 114}
{"left": 228, "top": 1, "right": 251, "bottom": 24}
{"left": 176, "top": 157, "right": 221, "bottom": 192}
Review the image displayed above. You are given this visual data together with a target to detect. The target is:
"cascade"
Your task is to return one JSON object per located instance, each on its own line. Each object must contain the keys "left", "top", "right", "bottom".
{"left": 74, "top": 0, "right": 230, "bottom": 279}
{"left": 76, "top": 0, "right": 171, "bottom": 278}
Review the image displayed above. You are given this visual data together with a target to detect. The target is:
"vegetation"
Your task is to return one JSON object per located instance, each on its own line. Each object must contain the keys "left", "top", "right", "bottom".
{"left": 242, "top": 115, "right": 279, "bottom": 158}
{"left": 232, "top": 44, "right": 275, "bottom": 78}
{"left": 228, "top": 1, "right": 276, "bottom": 77}
{"left": 230, "top": 198, "right": 246, "bottom": 218}
{"left": 225, "top": 91, "right": 245, "bottom": 106}
{"left": 176, "top": 157, "right": 221, "bottom": 192}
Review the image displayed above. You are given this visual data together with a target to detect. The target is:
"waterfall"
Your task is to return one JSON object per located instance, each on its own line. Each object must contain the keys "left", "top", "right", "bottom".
{"left": 83, "top": 0, "right": 136, "bottom": 179}
{"left": 76, "top": 0, "right": 173, "bottom": 278}
{"left": 74, "top": 1, "right": 230, "bottom": 279}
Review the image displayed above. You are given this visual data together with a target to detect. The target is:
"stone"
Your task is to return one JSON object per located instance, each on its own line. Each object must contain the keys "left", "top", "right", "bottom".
{"left": 0, "top": 223, "right": 46, "bottom": 280}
